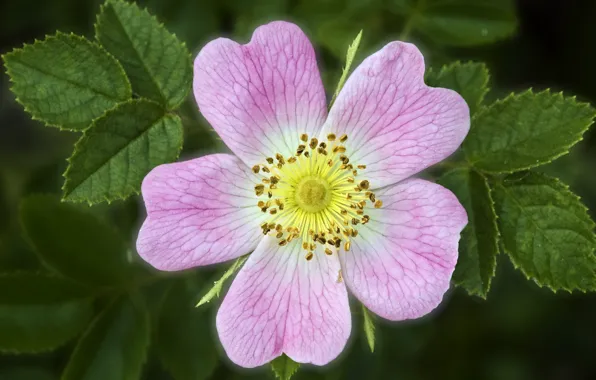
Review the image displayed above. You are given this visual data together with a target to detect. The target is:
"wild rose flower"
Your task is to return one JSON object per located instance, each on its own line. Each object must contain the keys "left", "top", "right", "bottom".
{"left": 137, "top": 21, "right": 469, "bottom": 367}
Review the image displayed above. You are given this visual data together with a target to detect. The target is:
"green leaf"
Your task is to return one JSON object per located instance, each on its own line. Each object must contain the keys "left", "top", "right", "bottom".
{"left": 270, "top": 354, "right": 300, "bottom": 380}
{"left": 0, "top": 367, "right": 57, "bottom": 380}
{"left": 362, "top": 305, "right": 375, "bottom": 352}
{"left": 493, "top": 172, "right": 596, "bottom": 292}
{"left": 196, "top": 255, "right": 248, "bottom": 307}
{"left": 2, "top": 32, "right": 131, "bottom": 130}
{"left": 394, "top": 0, "right": 518, "bottom": 46}
{"left": 62, "top": 99, "right": 183, "bottom": 204}
{"left": 95, "top": 0, "right": 192, "bottom": 109}
{"left": 438, "top": 168, "right": 498, "bottom": 298}
{"left": 464, "top": 90, "right": 596, "bottom": 173}
{"left": 0, "top": 273, "right": 94, "bottom": 353}
{"left": 426, "top": 61, "right": 489, "bottom": 115}
{"left": 156, "top": 281, "right": 218, "bottom": 380}
{"left": 329, "top": 30, "right": 362, "bottom": 108}
{"left": 62, "top": 295, "right": 150, "bottom": 380}
{"left": 20, "top": 195, "right": 145, "bottom": 287}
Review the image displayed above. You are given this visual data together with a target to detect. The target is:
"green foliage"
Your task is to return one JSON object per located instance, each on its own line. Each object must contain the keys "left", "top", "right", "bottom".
{"left": 465, "top": 90, "right": 596, "bottom": 173}
{"left": 439, "top": 168, "right": 498, "bottom": 298}
{"left": 95, "top": 0, "right": 192, "bottom": 109}
{"left": 62, "top": 296, "right": 150, "bottom": 380}
{"left": 20, "top": 195, "right": 146, "bottom": 287}
{"left": 362, "top": 305, "right": 376, "bottom": 352}
{"left": 2, "top": 32, "right": 131, "bottom": 131}
{"left": 62, "top": 99, "right": 183, "bottom": 204}
{"left": 0, "top": 273, "right": 94, "bottom": 353}
{"left": 426, "top": 61, "right": 489, "bottom": 115}
{"left": 156, "top": 281, "right": 218, "bottom": 380}
{"left": 270, "top": 354, "right": 300, "bottom": 380}
{"left": 392, "top": 0, "right": 518, "bottom": 46}
{"left": 329, "top": 30, "right": 362, "bottom": 108}
{"left": 493, "top": 172, "right": 596, "bottom": 292}
{"left": 196, "top": 255, "right": 248, "bottom": 307}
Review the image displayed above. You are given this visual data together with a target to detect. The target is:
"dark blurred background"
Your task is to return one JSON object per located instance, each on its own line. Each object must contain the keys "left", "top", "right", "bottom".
{"left": 1, "top": 0, "right": 596, "bottom": 379}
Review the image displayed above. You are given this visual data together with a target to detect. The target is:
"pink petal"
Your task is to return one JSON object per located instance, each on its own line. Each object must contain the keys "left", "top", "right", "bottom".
{"left": 340, "top": 179, "right": 467, "bottom": 321}
{"left": 217, "top": 237, "right": 350, "bottom": 367}
{"left": 194, "top": 21, "right": 327, "bottom": 167}
{"left": 136, "top": 154, "right": 266, "bottom": 271}
{"left": 323, "top": 42, "right": 470, "bottom": 188}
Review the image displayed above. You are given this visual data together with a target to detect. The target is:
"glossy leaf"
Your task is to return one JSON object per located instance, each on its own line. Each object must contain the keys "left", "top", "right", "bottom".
{"left": 95, "top": 0, "right": 192, "bottom": 108}
{"left": 439, "top": 168, "right": 498, "bottom": 298}
{"left": 494, "top": 172, "right": 596, "bottom": 292}
{"left": 426, "top": 61, "right": 489, "bottom": 115}
{"left": 465, "top": 90, "right": 596, "bottom": 173}
{"left": 62, "top": 99, "right": 183, "bottom": 204}
{"left": 2, "top": 32, "right": 131, "bottom": 130}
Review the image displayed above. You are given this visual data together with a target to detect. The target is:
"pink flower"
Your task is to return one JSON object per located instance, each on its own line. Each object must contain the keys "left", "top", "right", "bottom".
{"left": 137, "top": 22, "right": 469, "bottom": 367}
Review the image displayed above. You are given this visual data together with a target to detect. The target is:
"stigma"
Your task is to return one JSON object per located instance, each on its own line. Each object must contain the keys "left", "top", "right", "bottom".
{"left": 252, "top": 133, "right": 381, "bottom": 260}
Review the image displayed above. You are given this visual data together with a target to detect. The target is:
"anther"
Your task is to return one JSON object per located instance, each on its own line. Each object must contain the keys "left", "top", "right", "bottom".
{"left": 319, "top": 142, "right": 327, "bottom": 149}
{"left": 297, "top": 145, "right": 306, "bottom": 155}
{"left": 266, "top": 157, "right": 274, "bottom": 164}
{"left": 275, "top": 153, "right": 285, "bottom": 164}
{"left": 306, "top": 252, "right": 314, "bottom": 261}
{"left": 351, "top": 229, "right": 358, "bottom": 237}
{"left": 369, "top": 193, "right": 376, "bottom": 202}
{"left": 288, "top": 156, "right": 297, "bottom": 163}
{"left": 267, "top": 191, "right": 273, "bottom": 198}
{"left": 300, "top": 133, "right": 308, "bottom": 142}
{"left": 340, "top": 209, "right": 348, "bottom": 215}
{"left": 327, "top": 133, "right": 336, "bottom": 141}
{"left": 374, "top": 200, "right": 383, "bottom": 208}
{"left": 262, "top": 166, "right": 270, "bottom": 173}
{"left": 347, "top": 177, "right": 354, "bottom": 183}
{"left": 309, "top": 138, "right": 318, "bottom": 149}
{"left": 276, "top": 231, "right": 283, "bottom": 239}
{"left": 359, "top": 180, "right": 370, "bottom": 190}
{"left": 362, "top": 215, "right": 370, "bottom": 224}
{"left": 358, "top": 164, "right": 367, "bottom": 169}
{"left": 344, "top": 241, "right": 351, "bottom": 251}
{"left": 279, "top": 239, "right": 287, "bottom": 246}
{"left": 339, "top": 134, "right": 348, "bottom": 143}
{"left": 351, "top": 218, "right": 360, "bottom": 225}
{"left": 303, "top": 242, "right": 309, "bottom": 250}
{"left": 304, "top": 151, "right": 310, "bottom": 158}
{"left": 325, "top": 248, "right": 333, "bottom": 256}
{"left": 270, "top": 176, "right": 279, "bottom": 184}
{"left": 252, "top": 165, "right": 260, "bottom": 173}
{"left": 270, "top": 208, "right": 277, "bottom": 215}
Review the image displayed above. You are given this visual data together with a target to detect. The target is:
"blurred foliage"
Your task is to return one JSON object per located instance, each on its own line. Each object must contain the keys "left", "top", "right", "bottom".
{"left": 1, "top": 0, "right": 596, "bottom": 379}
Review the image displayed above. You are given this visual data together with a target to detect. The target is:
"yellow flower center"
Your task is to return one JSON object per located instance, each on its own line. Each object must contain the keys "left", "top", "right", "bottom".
{"left": 294, "top": 176, "right": 331, "bottom": 213}
{"left": 252, "top": 133, "right": 382, "bottom": 260}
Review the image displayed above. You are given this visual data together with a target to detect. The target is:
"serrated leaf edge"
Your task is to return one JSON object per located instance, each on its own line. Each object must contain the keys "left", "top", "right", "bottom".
{"left": 94, "top": 0, "right": 192, "bottom": 110}
{"left": 465, "top": 88, "right": 596, "bottom": 174}
{"left": 494, "top": 172, "right": 596, "bottom": 293}
{"left": 60, "top": 98, "right": 183, "bottom": 205}
{"left": 1, "top": 31, "right": 132, "bottom": 132}
{"left": 426, "top": 60, "right": 491, "bottom": 112}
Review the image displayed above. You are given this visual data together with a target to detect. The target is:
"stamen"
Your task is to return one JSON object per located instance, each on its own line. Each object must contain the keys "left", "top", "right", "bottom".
{"left": 251, "top": 132, "right": 378, "bottom": 258}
